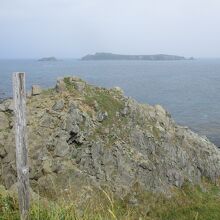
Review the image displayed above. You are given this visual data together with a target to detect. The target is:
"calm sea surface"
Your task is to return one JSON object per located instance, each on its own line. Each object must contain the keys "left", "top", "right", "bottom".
{"left": 1, "top": 59, "right": 220, "bottom": 146}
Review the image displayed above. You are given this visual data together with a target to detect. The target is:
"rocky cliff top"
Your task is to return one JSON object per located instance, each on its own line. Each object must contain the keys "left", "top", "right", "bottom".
{"left": 0, "top": 76, "right": 219, "bottom": 202}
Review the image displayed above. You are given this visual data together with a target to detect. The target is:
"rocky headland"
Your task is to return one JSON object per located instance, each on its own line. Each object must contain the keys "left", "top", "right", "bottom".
{"left": 0, "top": 76, "right": 219, "bottom": 205}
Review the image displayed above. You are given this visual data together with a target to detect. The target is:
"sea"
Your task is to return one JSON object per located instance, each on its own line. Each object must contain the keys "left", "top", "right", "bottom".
{"left": 0, "top": 58, "right": 220, "bottom": 146}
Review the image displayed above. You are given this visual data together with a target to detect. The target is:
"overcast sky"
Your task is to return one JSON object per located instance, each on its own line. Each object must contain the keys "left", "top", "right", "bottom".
{"left": 1, "top": 0, "right": 220, "bottom": 58}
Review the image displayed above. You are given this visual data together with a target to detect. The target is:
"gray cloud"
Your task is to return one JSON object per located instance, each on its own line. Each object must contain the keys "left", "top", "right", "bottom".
{"left": 0, "top": 0, "right": 220, "bottom": 58}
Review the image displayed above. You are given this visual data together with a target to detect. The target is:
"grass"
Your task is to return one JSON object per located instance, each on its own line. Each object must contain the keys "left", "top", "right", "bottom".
{"left": 84, "top": 85, "right": 128, "bottom": 145}
{"left": 63, "top": 77, "right": 75, "bottom": 92}
{"left": 41, "top": 88, "right": 56, "bottom": 96}
{"left": 1, "top": 181, "right": 220, "bottom": 220}
{"left": 149, "top": 183, "right": 220, "bottom": 220}
{"left": 84, "top": 85, "right": 124, "bottom": 120}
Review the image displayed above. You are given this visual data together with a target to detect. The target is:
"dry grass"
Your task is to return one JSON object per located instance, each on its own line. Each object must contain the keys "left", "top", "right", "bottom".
{"left": 1, "top": 181, "right": 220, "bottom": 220}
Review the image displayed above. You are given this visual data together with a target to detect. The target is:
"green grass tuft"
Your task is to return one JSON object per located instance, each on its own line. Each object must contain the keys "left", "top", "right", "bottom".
{"left": 1, "top": 182, "right": 220, "bottom": 219}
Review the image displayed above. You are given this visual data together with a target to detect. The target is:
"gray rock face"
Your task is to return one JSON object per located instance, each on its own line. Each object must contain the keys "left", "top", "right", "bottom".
{"left": 113, "top": 86, "right": 124, "bottom": 94}
{"left": 0, "top": 102, "right": 6, "bottom": 112}
{"left": 0, "top": 99, "right": 14, "bottom": 112}
{"left": 0, "top": 112, "right": 9, "bottom": 130}
{"left": 0, "top": 145, "right": 6, "bottom": 158}
{"left": 1, "top": 77, "right": 220, "bottom": 201}
{"left": 54, "top": 140, "right": 70, "bottom": 157}
{"left": 69, "top": 77, "right": 86, "bottom": 92}
{"left": 32, "top": 85, "right": 42, "bottom": 96}
{"left": 97, "top": 111, "right": 108, "bottom": 122}
{"left": 52, "top": 100, "right": 65, "bottom": 111}
{"left": 56, "top": 78, "right": 67, "bottom": 93}
{"left": 74, "top": 81, "right": 86, "bottom": 92}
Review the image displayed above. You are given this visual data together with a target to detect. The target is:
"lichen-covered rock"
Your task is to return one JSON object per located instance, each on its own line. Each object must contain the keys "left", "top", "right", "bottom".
{"left": 74, "top": 81, "right": 86, "bottom": 92}
{"left": 0, "top": 112, "right": 9, "bottom": 130}
{"left": 32, "top": 85, "right": 42, "bottom": 96}
{"left": 56, "top": 78, "right": 67, "bottom": 93}
{"left": 97, "top": 111, "right": 108, "bottom": 122}
{"left": 113, "top": 86, "right": 124, "bottom": 94}
{"left": 69, "top": 77, "right": 86, "bottom": 92}
{"left": 0, "top": 145, "right": 6, "bottom": 158}
{"left": 1, "top": 76, "right": 220, "bottom": 201}
{"left": 0, "top": 102, "right": 5, "bottom": 112}
{"left": 54, "top": 139, "right": 70, "bottom": 157}
{"left": 52, "top": 99, "right": 64, "bottom": 111}
{"left": 0, "top": 99, "right": 14, "bottom": 112}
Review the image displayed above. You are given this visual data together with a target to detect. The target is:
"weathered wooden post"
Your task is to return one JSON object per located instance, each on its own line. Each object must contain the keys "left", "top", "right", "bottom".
{"left": 13, "top": 72, "right": 30, "bottom": 220}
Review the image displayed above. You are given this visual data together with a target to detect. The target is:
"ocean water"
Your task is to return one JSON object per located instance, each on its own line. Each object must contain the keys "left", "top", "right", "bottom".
{"left": 0, "top": 59, "right": 220, "bottom": 146}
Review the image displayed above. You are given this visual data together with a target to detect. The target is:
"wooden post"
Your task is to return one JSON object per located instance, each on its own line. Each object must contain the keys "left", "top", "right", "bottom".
{"left": 13, "top": 72, "right": 30, "bottom": 220}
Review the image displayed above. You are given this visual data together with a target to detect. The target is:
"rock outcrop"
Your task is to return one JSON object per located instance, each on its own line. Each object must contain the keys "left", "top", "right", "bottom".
{"left": 31, "top": 85, "right": 42, "bottom": 96}
{"left": 0, "top": 77, "right": 220, "bottom": 200}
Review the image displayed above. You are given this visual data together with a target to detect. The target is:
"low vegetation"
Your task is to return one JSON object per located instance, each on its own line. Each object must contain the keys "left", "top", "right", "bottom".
{"left": 1, "top": 181, "right": 220, "bottom": 220}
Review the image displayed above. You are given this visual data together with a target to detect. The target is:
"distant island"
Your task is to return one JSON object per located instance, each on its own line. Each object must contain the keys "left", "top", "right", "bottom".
{"left": 38, "top": 57, "right": 58, "bottom": 62}
{"left": 81, "top": 52, "right": 194, "bottom": 61}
